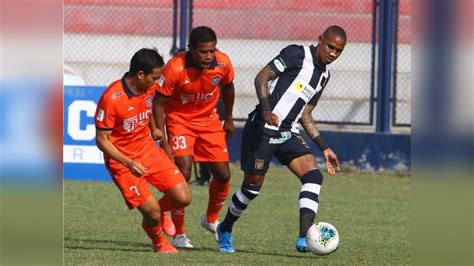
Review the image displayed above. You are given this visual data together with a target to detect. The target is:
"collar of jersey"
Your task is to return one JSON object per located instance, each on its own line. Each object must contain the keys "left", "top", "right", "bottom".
{"left": 310, "top": 45, "right": 326, "bottom": 70}
{"left": 121, "top": 72, "right": 138, "bottom": 98}
{"left": 185, "top": 51, "right": 218, "bottom": 68}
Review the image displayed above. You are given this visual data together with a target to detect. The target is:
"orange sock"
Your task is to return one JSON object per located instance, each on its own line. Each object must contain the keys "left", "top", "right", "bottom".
{"left": 172, "top": 208, "right": 185, "bottom": 235}
{"left": 207, "top": 179, "right": 230, "bottom": 223}
{"left": 142, "top": 221, "right": 163, "bottom": 245}
{"left": 158, "top": 195, "right": 173, "bottom": 212}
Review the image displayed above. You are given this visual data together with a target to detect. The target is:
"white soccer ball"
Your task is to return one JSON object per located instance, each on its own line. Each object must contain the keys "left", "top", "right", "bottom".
{"left": 306, "top": 222, "right": 339, "bottom": 255}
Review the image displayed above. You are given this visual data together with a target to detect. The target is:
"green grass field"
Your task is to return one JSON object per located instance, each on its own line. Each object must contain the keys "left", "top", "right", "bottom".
{"left": 64, "top": 164, "right": 410, "bottom": 265}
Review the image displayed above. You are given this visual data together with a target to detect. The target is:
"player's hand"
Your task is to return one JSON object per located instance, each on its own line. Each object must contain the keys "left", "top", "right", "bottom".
{"left": 323, "top": 148, "right": 341, "bottom": 176}
{"left": 126, "top": 160, "right": 147, "bottom": 177}
{"left": 160, "top": 141, "right": 175, "bottom": 162}
{"left": 223, "top": 117, "right": 234, "bottom": 138}
{"left": 151, "top": 128, "right": 164, "bottom": 141}
{"left": 262, "top": 111, "right": 279, "bottom": 127}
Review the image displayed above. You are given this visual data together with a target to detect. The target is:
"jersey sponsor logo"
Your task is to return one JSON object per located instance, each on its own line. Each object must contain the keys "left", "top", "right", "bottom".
{"left": 293, "top": 79, "right": 316, "bottom": 103}
{"left": 123, "top": 109, "right": 151, "bottom": 132}
{"left": 274, "top": 57, "right": 286, "bottom": 72}
{"left": 123, "top": 115, "right": 138, "bottom": 132}
{"left": 268, "top": 131, "right": 292, "bottom": 144}
{"left": 180, "top": 93, "right": 195, "bottom": 104}
{"left": 180, "top": 92, "right": 215, "bottom": 104}
{"left": 212, "top": 76, "right": 221, "bottom": 85}
{"left": 112, "top": 92, "right": 123, "bottom": 99}
{"left": 127, "top": 106, "right": 134, "bottom": 111}
{"left": 97, "top": 108, "right": 105, "bottom": 122}
{"left": 196, "top": 92, "right": 215, "bottom": 102}
{"left": 294, "top": 81, "right": 304, "bottom": 92}
{"left": 255, "top": 159, "right": 265, "bottom": 170}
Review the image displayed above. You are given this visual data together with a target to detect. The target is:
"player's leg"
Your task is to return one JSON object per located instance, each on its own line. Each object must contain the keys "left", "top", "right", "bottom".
{"left": 197, "top": 161, "right": 230, "bottom": 239}
{"left": 109, "top": 166, "right": 178, "bottom": 253}
{"left": 168, "top": 155, "right": 194, "bottom": 247}
{"left": 217, "top": 116, "right": 273, "bottom": 252}
{"left": 167, "top": 124, "right": 197, "bottom": 248}
{"left": 194, "top": 128, "right": 232, "bottom": 239}
{"left": 275, "top": 135, "right": 320, "bottom": 252}
{"left": 137, "top": 195, "right": 178, "bottom": 254}
{"left": 142, "top": 146, "right": 193, "bottom": 248}
{"left": 216, "top": 172, "right": 264, "bottom": 253}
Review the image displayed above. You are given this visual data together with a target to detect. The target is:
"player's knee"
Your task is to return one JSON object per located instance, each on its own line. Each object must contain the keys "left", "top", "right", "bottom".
{"left": 213, "top": 173, "right": 231, "bottom": 183}
{"left": 180, "top": 168, "right": 192, "bottom": 181}
{"left": 174, "top": 191, "right": 192, "bottom": 209}
{"left": 300, "top": 168, "right": 323, "bottom": 185}
{"left": 146, "top": 209, "right": 162, "bottom": 226}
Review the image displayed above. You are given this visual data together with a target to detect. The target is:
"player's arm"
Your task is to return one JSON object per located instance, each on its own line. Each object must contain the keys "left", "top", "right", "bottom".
{"left": 95, "top": 128, "right": 147, "bottom": 177}
{"left": 300, "top": 104, "right": 340, "bottom": 176}
{"left": 152, "top": 93, "right": 173, "bottom": 160}
{"left": 221, "top": 81, "right": 235, "bottom": 138}
{"left": 148, "top": 112, "right": 164, "bottom": 141}
{"left": 254, "top": 65, "right": 279, "bottom": 126}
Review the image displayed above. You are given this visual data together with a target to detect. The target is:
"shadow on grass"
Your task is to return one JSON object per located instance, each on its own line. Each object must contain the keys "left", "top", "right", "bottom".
{"left": 64, "top": 237, "right": 150, "bottom": 252}
{"left": 184, "top": 245, "right": 318, "bottom": 259}
{"left": 65, "top": 237, "right": 323, "bottom": 259}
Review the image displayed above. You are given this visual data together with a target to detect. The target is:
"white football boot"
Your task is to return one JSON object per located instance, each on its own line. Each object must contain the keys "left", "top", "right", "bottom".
{"left": 200, "top": 214, "right": 219, "bottom": 241}
{"left": 172, "top": 234, "right": 194, "bottom": 249}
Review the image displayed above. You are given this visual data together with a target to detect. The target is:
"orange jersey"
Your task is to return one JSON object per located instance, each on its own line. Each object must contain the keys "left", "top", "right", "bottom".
{"left": 157, "top": 51, "right": 234, "bottom": 125}
{"left": 95, "top": 73, "right": 157, "bottom": 162}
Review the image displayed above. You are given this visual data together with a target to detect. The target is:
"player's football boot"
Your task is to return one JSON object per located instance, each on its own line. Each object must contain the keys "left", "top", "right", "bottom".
{"left": 217, "top": 224, "right": 235, "bottom": 253}
{"left": 200, "top": 214, "right": 219, "bottom": 241}
{"left": 295, "top": 237, "right": 309, "bottom": 252}
{"left": 172, "top": 234, "right": 194, "bottom": 248}
{"left": 153, "top": 235, "right": 178, "bottom": 254}
{"left": 160, "top": 212, "right": 176, "bottom": 237}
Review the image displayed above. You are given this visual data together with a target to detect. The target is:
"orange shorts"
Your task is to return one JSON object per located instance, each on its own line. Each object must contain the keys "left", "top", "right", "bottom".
{"left": 166, "top": 120, "right": 229, "bottom": 162}
{"left": 107, "top": 147, "right": 185, "bottom": 210}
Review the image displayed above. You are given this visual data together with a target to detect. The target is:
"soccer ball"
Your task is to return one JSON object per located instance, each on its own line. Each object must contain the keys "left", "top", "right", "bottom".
{"left": 306, "top": 222, "right": 339, "bottom": 255}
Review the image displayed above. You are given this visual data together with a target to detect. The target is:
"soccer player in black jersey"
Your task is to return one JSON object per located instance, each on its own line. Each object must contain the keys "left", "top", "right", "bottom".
{"left": 217, "top": 25, "right": 347, "bottom": 253}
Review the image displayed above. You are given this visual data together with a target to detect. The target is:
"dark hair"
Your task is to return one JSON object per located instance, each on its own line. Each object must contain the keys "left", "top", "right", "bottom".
{"left": 189, "top": 26, "right": 217, "bottom": 48}
{"left": 323, "top": 25, "right": 347, "bottom": 40}
{"left": 129, "top": 48, "right": 164, "bottom": 75}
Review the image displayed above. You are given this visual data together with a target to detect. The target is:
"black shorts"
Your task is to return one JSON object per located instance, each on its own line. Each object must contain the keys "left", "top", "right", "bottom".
{"left": 240, "top": 112, "right": 313, "bottom": 175}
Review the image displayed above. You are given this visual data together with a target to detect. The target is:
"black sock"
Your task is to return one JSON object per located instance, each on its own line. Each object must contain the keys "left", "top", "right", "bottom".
{"left": 219, "top": 182, "right": 261, "bottom": 232}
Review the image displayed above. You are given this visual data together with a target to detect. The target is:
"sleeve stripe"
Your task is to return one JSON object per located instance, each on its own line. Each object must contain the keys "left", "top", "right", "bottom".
{"left": 95, "top": 126, "right": 113, "bottom": 131}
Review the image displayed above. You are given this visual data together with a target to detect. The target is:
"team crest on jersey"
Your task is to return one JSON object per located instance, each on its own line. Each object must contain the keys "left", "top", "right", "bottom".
{"left": 212, "top": 76, "right": 221, "bottom": 85}
{"left": 146, "top": 96, "right": 152, "bottom": 107}
{"left": 255, "top": 159, "right": 265, "bottom": 170}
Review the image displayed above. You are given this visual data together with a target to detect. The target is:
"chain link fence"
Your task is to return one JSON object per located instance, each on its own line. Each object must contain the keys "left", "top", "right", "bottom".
{"left": 393, "top": 0, "right": 411, "bottom": 126}
{"left": 64, "top": 0, "right": 410, "bottom": 128}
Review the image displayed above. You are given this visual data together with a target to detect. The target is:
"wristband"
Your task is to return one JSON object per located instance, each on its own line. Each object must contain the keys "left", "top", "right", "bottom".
{"left": 312, "top": 135, "right": 329, "bottom": 151}
{"left": 259, "top": 97, "right": 272, "bottom": 112}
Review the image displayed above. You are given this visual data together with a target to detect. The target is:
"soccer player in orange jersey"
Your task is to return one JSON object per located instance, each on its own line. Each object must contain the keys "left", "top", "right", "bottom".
{"left": 95, "top": 48, "right": 192, "bottom": 254}
{"left": 153, "top": 26, "right": 235, "bottom": 248}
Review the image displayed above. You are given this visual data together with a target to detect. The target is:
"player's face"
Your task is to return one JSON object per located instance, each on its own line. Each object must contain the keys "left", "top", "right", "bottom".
{"left": 189, "top": 41, "right": 217, "bottom": 70}
{"left": 138, "top": 67, "right": 162, "bottom": 91}
{"left": 317, "top": 32, "right": 346, "bottom": 65}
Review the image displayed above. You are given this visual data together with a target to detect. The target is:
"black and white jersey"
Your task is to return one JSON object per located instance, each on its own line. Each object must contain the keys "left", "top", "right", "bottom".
{"left": 253, "top": 44, "right": 330, "bottom": 134}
